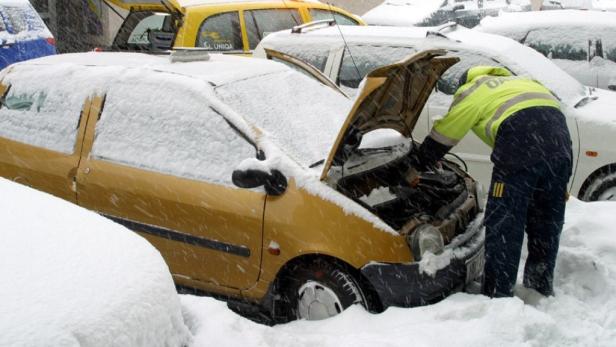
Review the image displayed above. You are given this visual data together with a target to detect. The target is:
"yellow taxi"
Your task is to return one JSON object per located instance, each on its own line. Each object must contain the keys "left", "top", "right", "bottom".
{"left": 106, "top": 0, "right": 363, "bottom": 53}
{"left": 0, "top": 50, "right": 483, "bottom": 323}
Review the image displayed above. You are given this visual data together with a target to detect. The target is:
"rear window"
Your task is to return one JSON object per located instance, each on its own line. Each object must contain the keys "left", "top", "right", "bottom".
{"left": 0, "top": 70, "right": 84, "bottom": 154}
{"left": 127, "top": 13, "right": 171, "bottom": 45}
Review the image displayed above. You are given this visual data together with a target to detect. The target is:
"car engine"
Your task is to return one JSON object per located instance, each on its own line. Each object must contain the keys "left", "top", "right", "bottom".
{"left": 326, "top": 139, "right": 478, "bottom": 241}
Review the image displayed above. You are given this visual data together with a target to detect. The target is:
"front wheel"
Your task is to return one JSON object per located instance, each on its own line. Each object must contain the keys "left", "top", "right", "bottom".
{"left": 277, "top": 258, "right": 369, "bottom": 321}
{"left": 582, "top": 173, "right": 616, "bottom": 201}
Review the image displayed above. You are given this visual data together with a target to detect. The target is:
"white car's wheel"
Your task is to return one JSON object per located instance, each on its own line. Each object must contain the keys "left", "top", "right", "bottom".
{"left": 583, "top": 174, "right": 616, "bottom": 202}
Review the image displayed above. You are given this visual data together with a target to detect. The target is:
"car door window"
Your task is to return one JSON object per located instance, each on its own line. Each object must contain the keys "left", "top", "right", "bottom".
{"left": 309, "top": 9, "right": 358, "bottom": 25}
{"left": 91, "top": 73, "right": 256, "bottom": 186}
{"left": 244, "top": 9, "right": 300, "bottom": 50}
{"left": 196, "top": 12, "right": 242, "bottom": 51}
{"left": 436, "top": 49, "right": 506, "bottom": 95}
{"left": 524, "top": 27, "right": 588, "bottom": 61}
{"left": 338, "top": 45, "right": 417, "bottom": 89}
{"left": 0, "top": 74, "right": 84, "bottom": 154}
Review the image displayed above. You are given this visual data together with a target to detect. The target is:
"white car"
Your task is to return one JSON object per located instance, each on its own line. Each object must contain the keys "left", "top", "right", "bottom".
{"left": 0, "top": 178, "right": 190, "bottom": 346}
{"left": 361, "top": 0, "right": 560, "bottom": 28}
{"left": 476, "top": 9, "right": 616, "bottom": 91}
{"left": 255, "top": 23, "right": 616, "bottom": 201}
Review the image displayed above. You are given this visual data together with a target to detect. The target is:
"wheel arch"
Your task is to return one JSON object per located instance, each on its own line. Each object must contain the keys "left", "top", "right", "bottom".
{"left": 262, "top": 253, "right": 384, "bottom": 321}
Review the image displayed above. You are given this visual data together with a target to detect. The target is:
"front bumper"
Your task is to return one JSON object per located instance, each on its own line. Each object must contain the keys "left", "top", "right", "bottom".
{"left": 361, "top": 214, "right": 485, "bottom": 308}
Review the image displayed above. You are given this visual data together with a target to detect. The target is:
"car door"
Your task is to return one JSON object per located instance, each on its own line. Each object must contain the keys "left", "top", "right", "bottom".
{"left": 76, "top": 73, "right": 265, "bottom": 291}
{"left": 0, "top": 70, "right": 89, "bottom": 203}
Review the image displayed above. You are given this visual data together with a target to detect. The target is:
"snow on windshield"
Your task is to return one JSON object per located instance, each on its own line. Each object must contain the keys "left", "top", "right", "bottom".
{"left": 215, "top": 69, "right": 352, "bottom": 167}
{"left": 0, "top": 178, "right": 190, "bottom": 346}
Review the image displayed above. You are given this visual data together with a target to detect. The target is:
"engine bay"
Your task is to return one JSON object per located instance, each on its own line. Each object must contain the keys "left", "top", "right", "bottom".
{"left": 326, "top": 138, "right": 478, "bottom": 239}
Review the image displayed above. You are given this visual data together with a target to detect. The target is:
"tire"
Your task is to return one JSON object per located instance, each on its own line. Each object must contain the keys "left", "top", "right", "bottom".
{"left": 276, "top": 258, "right": 369, "bottom": 322}
{"left": 587, "top": 176, "right": 616, "bottom": 201}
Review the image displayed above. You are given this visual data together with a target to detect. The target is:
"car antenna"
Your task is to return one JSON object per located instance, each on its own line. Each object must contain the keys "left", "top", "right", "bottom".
{"left": 327, "top": 2, "right": 362, "bottom": 84}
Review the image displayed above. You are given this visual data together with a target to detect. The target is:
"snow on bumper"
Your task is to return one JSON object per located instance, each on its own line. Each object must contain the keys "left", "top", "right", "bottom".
{"left": 360, "top": 214, "right": 485, "bottom": 308}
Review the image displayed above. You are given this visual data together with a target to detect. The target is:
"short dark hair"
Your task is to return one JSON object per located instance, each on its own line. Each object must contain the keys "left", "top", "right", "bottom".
{"left": 458, "top": 69, "right": 470, "bottom": 89}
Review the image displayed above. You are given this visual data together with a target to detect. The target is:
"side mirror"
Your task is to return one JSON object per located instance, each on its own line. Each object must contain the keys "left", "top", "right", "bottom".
{"left": 232, "top": 159, "right": 287, "bottom": 196}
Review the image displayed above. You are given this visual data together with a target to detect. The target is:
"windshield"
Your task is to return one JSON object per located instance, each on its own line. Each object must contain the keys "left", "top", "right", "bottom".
{"left": 214, "top": 70, "right": 352, "bottom": 166}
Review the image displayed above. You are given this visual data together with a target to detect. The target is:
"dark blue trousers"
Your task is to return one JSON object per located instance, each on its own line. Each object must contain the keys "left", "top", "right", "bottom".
{"left": 482, "top": 158, "right": 572, "bottom": 298}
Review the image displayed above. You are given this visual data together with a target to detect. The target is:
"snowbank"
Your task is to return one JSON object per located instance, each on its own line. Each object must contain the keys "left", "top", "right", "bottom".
{"left": 0, "top": 178, "right": 190, "bottom": 347}
{"left": 182, "top": 198, "right": 616, "bottom": 346}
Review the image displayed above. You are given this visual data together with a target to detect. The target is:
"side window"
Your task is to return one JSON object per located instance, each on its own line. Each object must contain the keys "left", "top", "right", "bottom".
{"left": 0, "top": 80, "right": 83, "bottom": 154}
{"left": 338, "top": 45, "right": 416, "bottom": 89}
{"left": 309, "top": 9, "right": 358, "bottom": 26}
{"left": 196, "top": 12, "right": 242, "bottom": 51}
{"left": 127, "top": 13, "right": 171, "bottom": 45}
{"left": 436, "top": 50, "right": 505, "bottom": 95}
{"left": 91, "top": 74, "right": 256, "bottom": 185}
{"left": 244, "top": 9, "right": 300, "bottom": 50}
{"left": 524, "top": 27, "right": 588, "bottom": 61}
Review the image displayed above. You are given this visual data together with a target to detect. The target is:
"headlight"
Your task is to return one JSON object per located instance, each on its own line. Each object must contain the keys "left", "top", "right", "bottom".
{"left": 406, "top": 224, "right": 444, "bottom": 261}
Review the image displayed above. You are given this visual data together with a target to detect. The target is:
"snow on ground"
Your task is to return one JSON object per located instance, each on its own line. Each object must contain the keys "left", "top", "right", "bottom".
{"left": 0, "top": 178, "right": 190, "bottom": 347}
{"left": 181, "top": 198, "right": 616, "bottom": 346}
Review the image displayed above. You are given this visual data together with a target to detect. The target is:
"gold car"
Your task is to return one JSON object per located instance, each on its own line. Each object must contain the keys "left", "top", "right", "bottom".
{"left": 106, "top": 0, "right": 363, "bottom": 53}
{"left": 0, "top": 49, "right": 483, "bottom": 323}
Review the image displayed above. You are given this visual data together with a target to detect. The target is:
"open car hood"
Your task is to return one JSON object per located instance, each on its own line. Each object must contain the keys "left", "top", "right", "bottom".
{"left": 321, "top": 49, "right": 459, "bottom": 180}
{"left": 103, "top": 0, "right": 183, "bottom": 12}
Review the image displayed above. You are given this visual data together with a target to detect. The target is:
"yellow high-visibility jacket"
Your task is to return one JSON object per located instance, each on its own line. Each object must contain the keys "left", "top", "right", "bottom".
{"left": 430, "top": 66, "right": 561, "bottom": 148}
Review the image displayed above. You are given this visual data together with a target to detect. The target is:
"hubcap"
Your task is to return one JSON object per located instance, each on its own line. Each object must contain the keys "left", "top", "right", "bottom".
{"left": 297, "top": 281, "right": 343, "bottom": 320}
{"left": 598, "top": 186, "right": 616, "bottom": 201}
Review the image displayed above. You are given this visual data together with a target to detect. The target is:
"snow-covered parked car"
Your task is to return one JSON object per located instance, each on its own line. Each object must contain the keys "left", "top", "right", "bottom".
{"left": 361, "top": 0, "right": 560, "bottom": 28}
{"left": 255, "top": 23, "right": 616, "bottom": 201}
{"left": 476, "top": 10, "right": 616, "bottom": 91}
{"left": 0, "top": 178, "right": 190, "bottom": 346}
{"left": 0, "top": 51, "right": 484, "bottom": 322}
{"left": 0, "top": 0, "right": 56, "bottom": 69}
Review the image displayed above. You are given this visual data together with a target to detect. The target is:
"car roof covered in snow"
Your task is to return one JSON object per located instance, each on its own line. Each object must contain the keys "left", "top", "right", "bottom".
{"left": 12, "top": 52, "right": 287, "bottom": 86}
{"left": 260, "top": 24, "right": 586, "bottom": 103}
{"left": 478, "top": 9, "right": 616, "bottom": 32}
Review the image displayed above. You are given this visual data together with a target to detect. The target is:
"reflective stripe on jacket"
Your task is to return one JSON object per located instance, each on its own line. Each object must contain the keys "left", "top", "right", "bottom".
{"left": 431, "top": 66, "right": 561, "bottom": 148}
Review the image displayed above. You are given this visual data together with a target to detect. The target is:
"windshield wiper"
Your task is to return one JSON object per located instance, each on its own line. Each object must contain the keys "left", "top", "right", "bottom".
{"left": 309, "top": 159, "right": 325, "bottom": 169}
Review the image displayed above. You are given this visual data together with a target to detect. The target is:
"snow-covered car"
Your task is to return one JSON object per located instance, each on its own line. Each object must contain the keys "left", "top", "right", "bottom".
{"left": 0, "top": 51, "right": 484, "bottom": 322}
{"left": 0, "top": 178, "right": 189, "bottom": 346}
{"left": 361, "top": 0, "right": 561, "bottom": 28}
{"left": 255, "top": 23, "right": 616, "bottom": 201}
{"left": 476, "top": 10, "right": 616, "bottom": 91}
{"left": 0, "top": 0, "right": 56, "bottom": 69}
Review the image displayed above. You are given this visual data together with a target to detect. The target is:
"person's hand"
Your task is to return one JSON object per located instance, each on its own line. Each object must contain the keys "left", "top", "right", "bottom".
{"left": 405, "top": 167, "right": 421, "bottom": 188}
